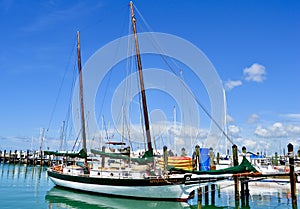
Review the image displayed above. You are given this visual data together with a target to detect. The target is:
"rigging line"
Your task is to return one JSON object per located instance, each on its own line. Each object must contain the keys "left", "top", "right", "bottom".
{"left": 80, "top": 4, "right": 128, "bottom": 33}
{"left": 142, "top": 32, "right": 234, "bottom": 146}
{"left": 64, "top": 61, "right": 78, "bottom": 122}
{"left": 104, "top": 12, "right": 133, "bottom": 136}
{"left": 46, "top": 35, "right": 77, "bottom": 132}
{"left": 124, "top": 19, "right": 136, "bottom": 146}
{"left": 72, "top": 127, "right": 82, "bottom": 152}
{"left": 96, "top": 8, "right": 129, "bottom": 126}
{"left": 133, "top": 3, "right": 155, "bottom": 33}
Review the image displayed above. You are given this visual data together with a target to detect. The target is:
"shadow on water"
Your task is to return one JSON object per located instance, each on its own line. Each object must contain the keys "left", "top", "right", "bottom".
{"left": 45, "top": 186, "right": 234, "bottom": 209}
{"left": 44, "top": 181, "right": 299, "bottom": 209}
{"left": 45, "top": 186, "right": 192, "bottom": 209}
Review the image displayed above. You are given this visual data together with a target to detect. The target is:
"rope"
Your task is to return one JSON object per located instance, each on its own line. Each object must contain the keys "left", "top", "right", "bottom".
{"left": 46, "top": 35, "right": 77, "bottom": 132}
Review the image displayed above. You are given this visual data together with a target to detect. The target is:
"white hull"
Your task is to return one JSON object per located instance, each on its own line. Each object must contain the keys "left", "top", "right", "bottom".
{"left": 48, "top": 175, "right": 202, "bottom": 201}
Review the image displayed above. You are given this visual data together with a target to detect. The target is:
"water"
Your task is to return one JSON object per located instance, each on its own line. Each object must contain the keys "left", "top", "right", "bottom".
{"left": 0, "top": 163, "right": 298, "bottom": 208}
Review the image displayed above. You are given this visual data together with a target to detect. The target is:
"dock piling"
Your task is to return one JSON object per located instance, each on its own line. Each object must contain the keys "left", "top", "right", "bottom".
{"left": 232, "top": 144, "right": 239, "bottom": 201}
{"left": 288, "top": 143, "right": 297, "bottom": 207}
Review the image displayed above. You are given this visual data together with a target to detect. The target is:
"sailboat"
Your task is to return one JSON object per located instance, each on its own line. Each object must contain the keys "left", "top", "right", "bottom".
{"left": 47, "top": 1, "right": 257, "bottom": 201}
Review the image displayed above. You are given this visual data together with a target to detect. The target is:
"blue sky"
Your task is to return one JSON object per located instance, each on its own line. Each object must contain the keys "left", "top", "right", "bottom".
{"left": 0, "top": 0, "right": 299, "bottom": 155}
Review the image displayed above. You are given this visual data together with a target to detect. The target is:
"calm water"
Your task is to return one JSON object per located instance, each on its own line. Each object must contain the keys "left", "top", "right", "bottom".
{"left": 0, "top": 163, "right": 298, "bottom": 209}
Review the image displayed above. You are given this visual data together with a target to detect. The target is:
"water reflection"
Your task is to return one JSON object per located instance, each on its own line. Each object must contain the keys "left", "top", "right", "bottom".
{"left": 46, "top": 186, "right": 192, "bottom": 209}
{"left": 0, "top": 164, "right": 298, "bottom": 209}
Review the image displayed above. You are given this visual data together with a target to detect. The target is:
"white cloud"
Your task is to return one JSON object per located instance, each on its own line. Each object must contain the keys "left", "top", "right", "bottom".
{"left": 247, "top": 114, "right": 260, "bottom": 124}
{"left": 281, "top": 114, "right": 300, "bottom": 120}
{"left": 243, "top": 63, "right": 266, "bottom": 82}
{"left": 228, "top": 125, "right": 241, "bottom": 137}
{"left": 226, "top": 114, "right": 234, "bottom": 123}
{"left": 254, "top": 122, "right": 300, "bottom": 138}
{"left": 224, "top": 80, "right": 242, "bottom": 90}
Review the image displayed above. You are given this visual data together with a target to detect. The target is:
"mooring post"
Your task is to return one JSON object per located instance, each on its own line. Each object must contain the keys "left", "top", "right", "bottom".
{"left": 14, "top": 150, "right": 17, "bottom": 164}
{"left": 19, "top": 150, "right": 22, "bottom": 164}
{"left": 204, "top": 185, "right": 209, "bottom": 205}
{"left": 198, "top": 187, "right": 202, "bottom": 209}
{"left": 101, "top": 146, "right": 105, "bottom": 168}
{"left": 275, "top": 152, "right": 278, "bottom": 166}
{"left": 211, "top": 184, "right": 216, "bottom": 205}
{"left": 240, "top": 178, "right": 245, "bottom": 206}
{"left": 194, "top": 145, "right": 200, "bottom": 171}
{"left": 245, "top": 177, "right": 250, "bottom": 206}
{"left": 8, "top": 150, "right": 12, "bottom": 163}
{"left": 33, "top": 151, "right": 36, "bottom": 165}
{"left": 3, "top": 150, "right": 7, "bottom": 163}
{"left": 288, "top": 143, "right": 297, "bottom": 207}
{"left": 0, "top": 150, "right": 2, "bottom": 163}
{"left": 26, "top": 150, "right": 29, "bottom": 165}
{"left": 163, "top": 145, "right": 168, "bottom": 174}
{"left": 232, "top": 144, "right": 240, "bottom": 201}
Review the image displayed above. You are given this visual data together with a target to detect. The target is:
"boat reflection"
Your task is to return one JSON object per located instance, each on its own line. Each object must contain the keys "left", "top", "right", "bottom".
{"left": 45, "top": 186, "right": 192, "bottom": 209}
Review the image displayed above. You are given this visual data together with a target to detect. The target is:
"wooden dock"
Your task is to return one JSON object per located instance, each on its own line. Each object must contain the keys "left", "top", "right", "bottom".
{"left": 0, "top": 149, "right": 54, "bottom": 166}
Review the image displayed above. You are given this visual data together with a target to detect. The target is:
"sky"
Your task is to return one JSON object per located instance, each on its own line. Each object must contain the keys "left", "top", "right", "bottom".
{"left": 0, "top": 0, "right": 299, "bottom": 156}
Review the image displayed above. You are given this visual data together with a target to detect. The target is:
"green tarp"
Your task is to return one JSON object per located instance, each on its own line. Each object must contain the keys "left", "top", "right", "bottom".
{"left": 167, "top": 157, "right": 258, "bottom": 174}
{"left": 90, "top": 149, "right": 154, "bottom": 164}
{"left": 43, "top": 149, "right": 87, "bottom": 158}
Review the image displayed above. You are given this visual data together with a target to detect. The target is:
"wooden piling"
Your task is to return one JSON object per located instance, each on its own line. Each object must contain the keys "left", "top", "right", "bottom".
{"left": 33, "top": 151, "right": 36, "bottom": 165}
{"left": 195, "top": 145, "right": 200, "bottom": 171}
{"left": 211, "top": 184, "right": 215, "bottom": 205}
{"left": 232, "top": 144, "right": 239, "bottom": 201}
{"left": 275, "top": 152, "right": 279, "bottom": 166}
{"left": 9, "top": 150, "right": 12, "bottom": 163}
{"left": 209, "top": 147, "right": 215, "bottom": 170}
{"left": 101, "top": 146, "right": 105, "bottom": 168}
{"left": 204, "top": 185, "right": 209, "bottom": 205}
{"left": 40, "top": 150, "right": 44, "bottom": 166}
{"left": 14, "top": 150, "right": 17, "bottom": 164}
{"left": 216, "top": 152, "right": 220, "bottom": 165}
{"left": 240, "top": 178, "right": 245, "bottom": 206}
{"left": 287, "top": 143, "right": 297, "bottom": 207}
{"left": 26, "top": 150, "right": 29, "bottom": 165}
{"left": 245, "top": 178, "right": 249, "bottom": 205}
{"left": 163, "top": 146, "right": 168, "bottom": 174}
{"left": 4, "top": 150, "right": 7, "bottom": 163}
{"left": 19, "top": 150, "right": 22, "bottom": 164}
{"left": 197, "top": 187, "right": 202, "bottom": 209}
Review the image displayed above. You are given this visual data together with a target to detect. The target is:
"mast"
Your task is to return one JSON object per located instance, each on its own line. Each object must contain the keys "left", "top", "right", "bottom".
{"left": 129, "top": 1, "right": 153, "bottom": 152}
{"left": 77, "top": 31, "right": 87, "bottom": 154}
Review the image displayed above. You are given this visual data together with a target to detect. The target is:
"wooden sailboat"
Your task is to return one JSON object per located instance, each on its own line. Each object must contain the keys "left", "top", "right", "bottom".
{"left": 47, "top": 1, "right": 257, "bottom": 201}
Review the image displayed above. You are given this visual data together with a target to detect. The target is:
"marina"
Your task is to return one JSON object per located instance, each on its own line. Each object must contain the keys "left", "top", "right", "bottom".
{"left": 1, "top": 143, "right": 300, "bottom": 208}
{"left": 0, "top": 1, "right": 299, "bottom": 209}
{"left": 0, "top": 161, "right": 299, "bottom": 208}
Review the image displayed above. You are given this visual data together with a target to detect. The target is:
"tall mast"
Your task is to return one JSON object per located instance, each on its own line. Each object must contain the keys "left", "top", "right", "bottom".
{"left": 129, "top": 1, "right": 152, "bottom": 152}
{"left": 77, "top": 31, "right": 87, "bottom": 153}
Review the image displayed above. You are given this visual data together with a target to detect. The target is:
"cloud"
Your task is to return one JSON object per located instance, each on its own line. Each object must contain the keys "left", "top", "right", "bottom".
{"left": 224, "top": 80, "right": 242, "bottom": 90}
{"left": 243, "top": 63, "right": 266, "bottom": 82}
{"left": 226, "top": 114, "right": 234, "bottom": 123}
{"left": 228, "top": 125, "right": 241, "bottom": 137}
{"left": 280, "top": 114, "right": 300, "bottom": 120}
{"left": 254, "top": 122, "right": 300, "bottom": 138}
{"left": 247, "top": 114, "right": 260, "bottom": 124}
{"left": 224, "top": 63, "right": 266, "bottom": 91}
